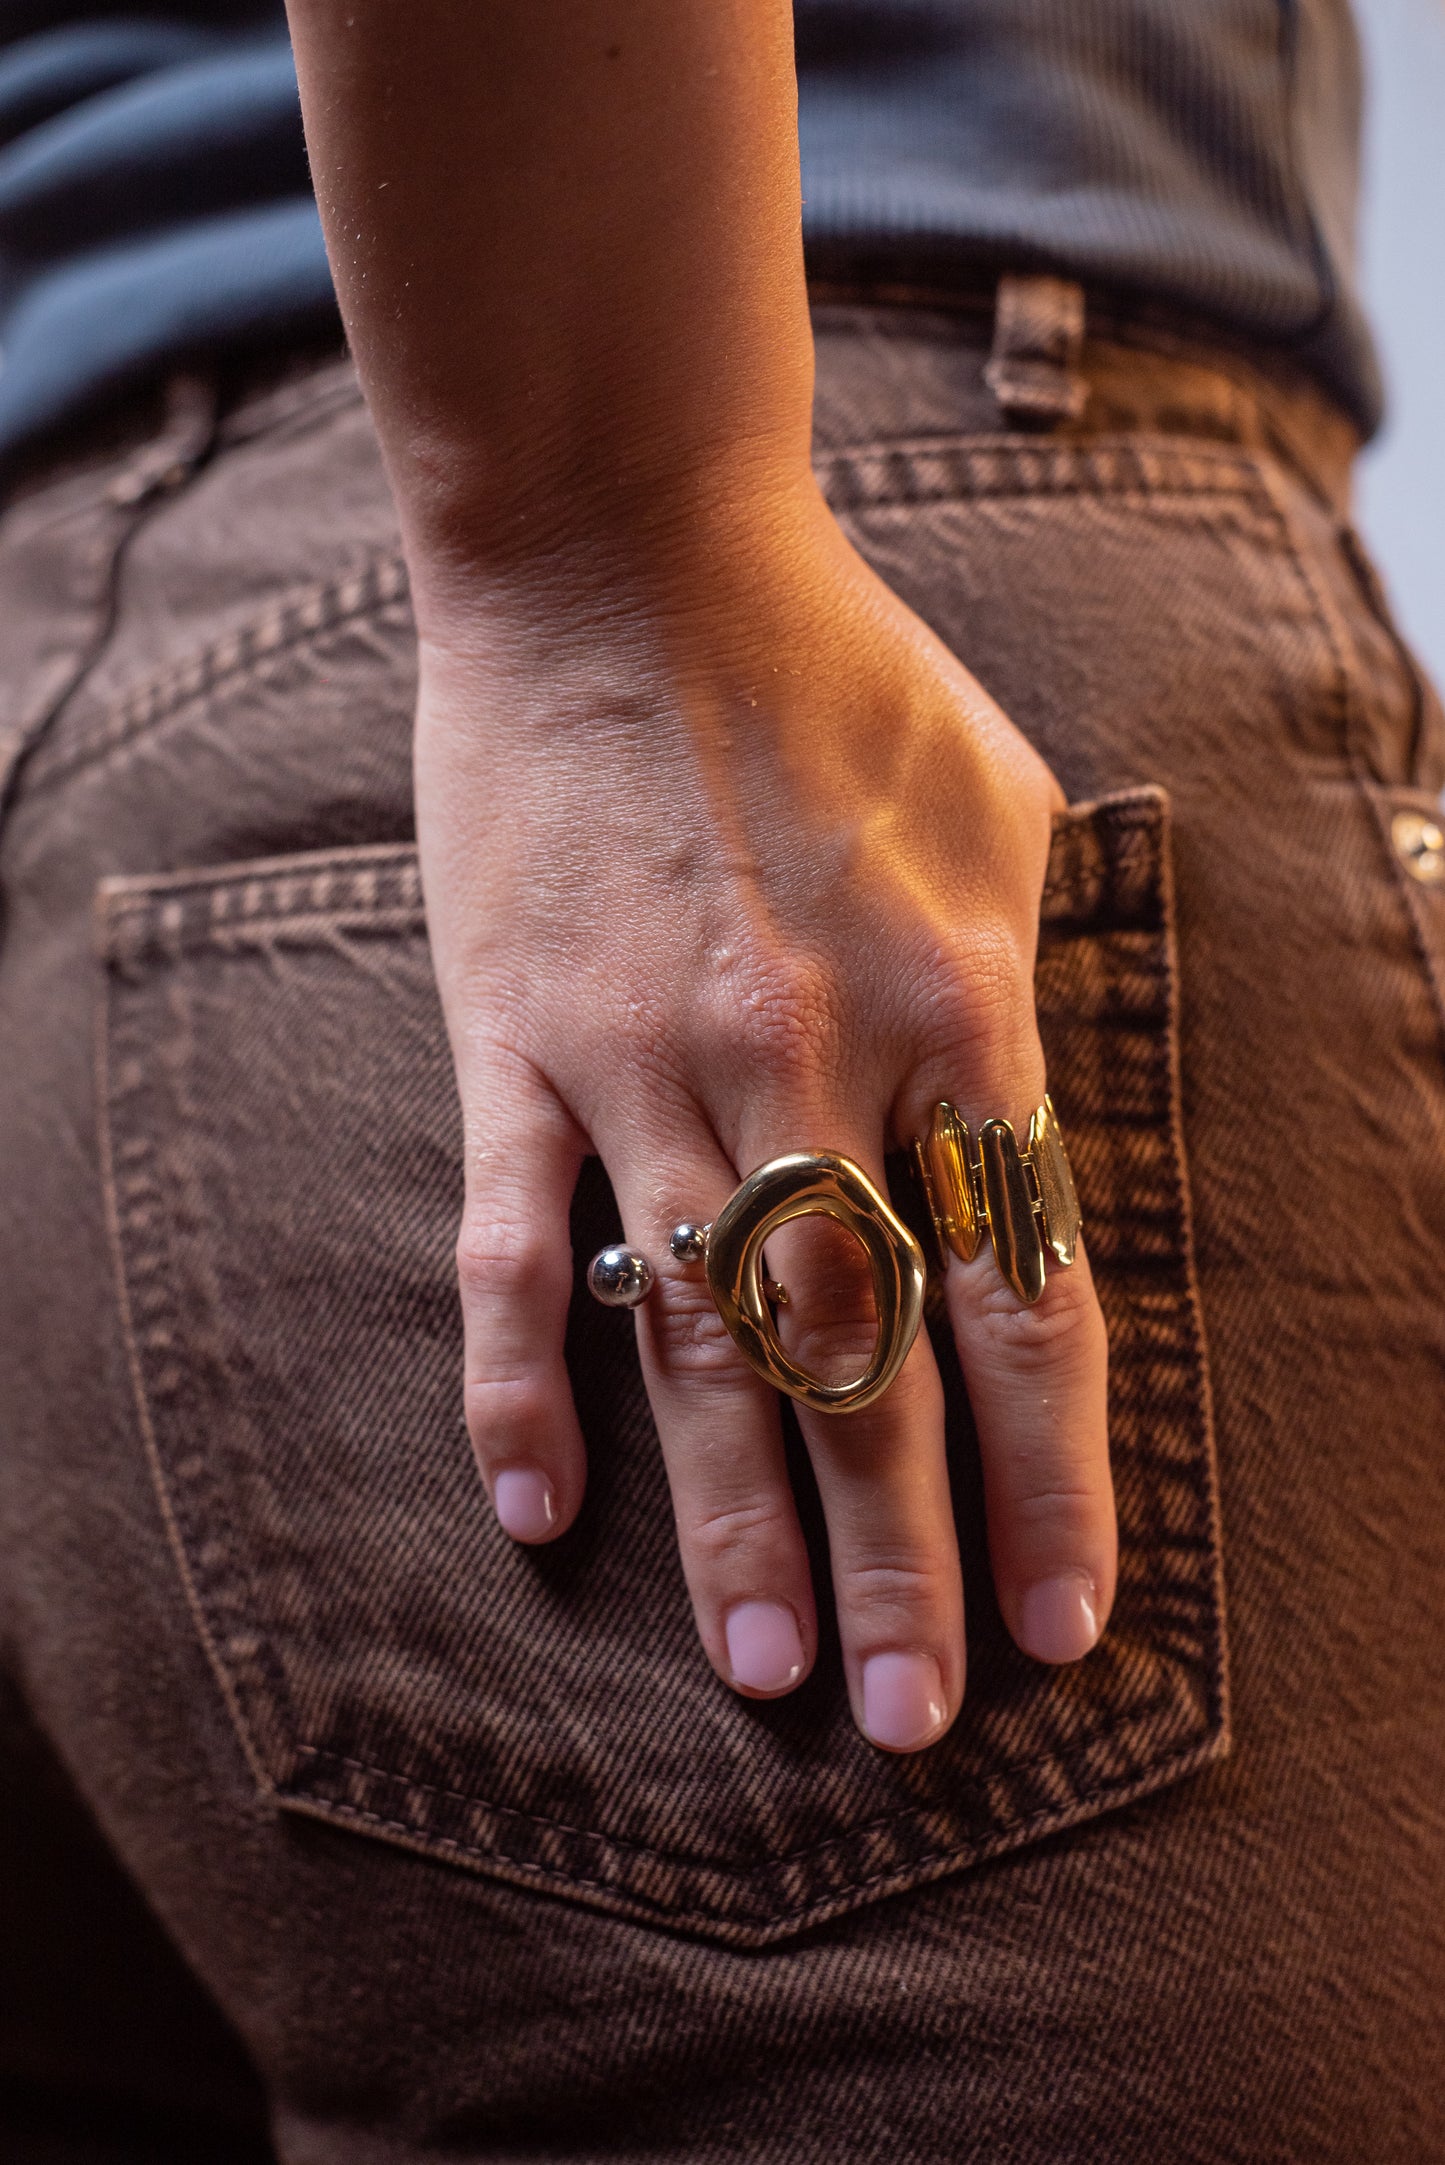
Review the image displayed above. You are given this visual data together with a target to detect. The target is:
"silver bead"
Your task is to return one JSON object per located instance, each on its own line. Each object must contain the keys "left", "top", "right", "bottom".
{"left": 669, "top": 1221, "right": 709, "bottom": 1263}
{"left": 586, "top": 1245, "right": 654, "bottom": 1308}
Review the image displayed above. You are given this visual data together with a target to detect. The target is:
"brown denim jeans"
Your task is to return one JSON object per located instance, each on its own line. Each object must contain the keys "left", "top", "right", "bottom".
{"left": 2, "top": 291, "right": 1444, "bottom": 2164}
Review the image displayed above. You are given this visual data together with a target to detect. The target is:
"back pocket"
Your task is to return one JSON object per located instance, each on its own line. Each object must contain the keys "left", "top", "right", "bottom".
{"left": 97, "top": 784, "right": 1226, "bottom": 1947}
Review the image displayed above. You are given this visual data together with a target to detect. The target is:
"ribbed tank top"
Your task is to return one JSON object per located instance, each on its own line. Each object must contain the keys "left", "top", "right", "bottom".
{"left": 0, "top": 0, "right": 1379, "bottom": 461}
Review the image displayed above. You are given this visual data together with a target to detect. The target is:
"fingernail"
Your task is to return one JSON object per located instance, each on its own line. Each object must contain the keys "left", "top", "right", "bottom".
{"left": 1019, "top": 1572, "right": 1100, "bottom": 1663}
{"left": 861, "top": 1651, "right": 948, "bottom": 1752}
{"left": 725, "top": 1602, "right": 806, "bottom": 1695}
{"left": 493, "top": 1467, "right": 557, "bottom": 1543}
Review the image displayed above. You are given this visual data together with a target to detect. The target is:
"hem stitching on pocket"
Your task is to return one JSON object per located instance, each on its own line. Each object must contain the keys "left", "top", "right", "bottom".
{"left": 289, "top": 1671, "right": 1194, "bottom": 1875}
{"left": 818, "top": 433, "right": 1278, "bottom": 520}
{"left": 280, "top": 1722, "right": 1229, "bottom": 1946}
{"left": 98, "top": 789, "right": 1228, "bottom": 1944}
{"left": 96, "top": 955, "right": 285, "bottom": 1799}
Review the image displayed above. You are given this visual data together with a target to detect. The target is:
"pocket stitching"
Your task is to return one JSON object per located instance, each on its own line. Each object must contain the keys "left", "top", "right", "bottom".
{"left": 29, "top": 552, "right": 410, "bottom": 802}
{"left": 290, "top": 1668, "right": 1192, "bottom": 1876}
{"left": 818, "top": 433, "right": 1278, "bottom": 520}
{"left": 98, "top": 962, "right": 288, "bottom": 1798}
{"left": 98, "top": 790, "right": 1227, "bottom": 1943}
{"left": 287, "top": 1722, "right": 1226, "bottom": 1943}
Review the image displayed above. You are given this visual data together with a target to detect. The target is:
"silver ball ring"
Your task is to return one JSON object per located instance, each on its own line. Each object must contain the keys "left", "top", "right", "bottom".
{"left": 584, "top": 1245, "right": 655, "bottom": 1309}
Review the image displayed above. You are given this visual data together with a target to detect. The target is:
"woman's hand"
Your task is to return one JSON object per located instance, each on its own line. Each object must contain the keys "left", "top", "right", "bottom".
{"left": 287, "top": 0, "right": 1111, "bottom": 1752}
{"left": 415, "top": 475, "right": 1114, "bottom": 1753}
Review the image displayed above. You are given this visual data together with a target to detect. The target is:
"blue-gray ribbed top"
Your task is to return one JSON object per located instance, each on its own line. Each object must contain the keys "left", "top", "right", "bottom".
{"left": 0, "top": 1, "right": 1380, "bottom": 461}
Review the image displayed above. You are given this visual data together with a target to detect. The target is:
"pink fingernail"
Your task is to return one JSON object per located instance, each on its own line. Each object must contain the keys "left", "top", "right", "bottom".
{"left": 1019, "top": 1573, "right": 1100, "bottom": 1663}
{"left": 861, "top": 1652, "right": 948, "bottom": 1751}
{"left": 725, "top": 1602, "right": 806, "bottom": 1694}
{"left": 493, "top": 1467, "right": 557, "bottom": 1543}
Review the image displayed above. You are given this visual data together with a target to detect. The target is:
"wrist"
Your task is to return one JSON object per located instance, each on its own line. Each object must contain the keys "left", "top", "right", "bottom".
{"left": 402, "top": 440, "right": 831, "bottom": 652}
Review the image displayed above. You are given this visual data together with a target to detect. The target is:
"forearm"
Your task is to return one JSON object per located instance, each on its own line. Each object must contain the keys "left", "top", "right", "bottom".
{"left": 285, "top": 0, "right": 815, "bottom": 606}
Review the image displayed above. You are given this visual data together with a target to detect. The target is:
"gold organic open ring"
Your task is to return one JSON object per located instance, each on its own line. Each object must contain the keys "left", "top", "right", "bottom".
{"left": 586, "top": 1151, "right": 927, "bottom": 1415}
{"left": 911, "top": 1094, "right": 1081, "bottom": 1305}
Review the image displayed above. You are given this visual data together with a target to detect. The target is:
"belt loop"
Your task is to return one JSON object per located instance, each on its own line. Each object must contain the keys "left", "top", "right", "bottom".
{"left": 103, "top": 369, "right": 219, "bottom": 509}
{"left": 984, "top": 274, "right": 1088, "bottom": 427}
{"left": 0, "top": 370, "right": 220, "bottom": 834}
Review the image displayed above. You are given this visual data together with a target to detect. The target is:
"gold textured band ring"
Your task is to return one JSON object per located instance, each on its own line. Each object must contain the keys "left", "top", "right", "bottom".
{"left": 911, "top": 1095, "right": 1081, "bottom": 1305}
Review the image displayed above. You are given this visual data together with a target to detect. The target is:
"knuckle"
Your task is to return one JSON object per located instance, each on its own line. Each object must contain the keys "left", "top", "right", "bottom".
{"left": 775, "top": 1222, "right": 880, "bottom": 1380}
{"left": 463, "top": 1370, "right": 555, "bottom": 1451}
{"left": 730, "top": 953, "right": 841, "bottom": 1088}
{"left": 606, "top": 1002, "right": 679, "bottom": 1079}
{"left": 909, "top": 968, "right": 979, "bottom": 1064}
{"left": 975, "top": 1264, "right": 1104, "bottom": 1370}
{"left": 836, "top": 1551, "right": 954, "bottom": 1619}
{"left": 953, "top": 951, "right": 1028, "bottom": 1069}
{"left": 455, "top": 1218, "right": 560, "bottom": 1310}
{"left": 1003, "top": 1464, "right": 1106, "bottom": 1545}
{"left": 784, "top": 1312, "right": 880, "bottom": 1384}
{"left": 684, "top": 1492, "right": 796, "bottom": 1572}
{"left": 920, "top": 955, "right": 1014, "bottom": 1068}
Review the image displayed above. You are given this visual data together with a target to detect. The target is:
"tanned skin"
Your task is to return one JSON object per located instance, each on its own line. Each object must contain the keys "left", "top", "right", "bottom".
{"left": 285, "top": 0, "right": 1114, "bottom": 1753}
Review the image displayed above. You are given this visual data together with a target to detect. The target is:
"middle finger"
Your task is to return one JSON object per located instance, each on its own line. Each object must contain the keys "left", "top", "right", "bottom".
{"left": 733, "top": 1105, "right": 965, "bottom": 1755}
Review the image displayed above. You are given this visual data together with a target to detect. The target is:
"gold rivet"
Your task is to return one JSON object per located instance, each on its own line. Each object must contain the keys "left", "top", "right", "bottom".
{"left": 1391, "top": 809, "right": 1445, "bottom": 887}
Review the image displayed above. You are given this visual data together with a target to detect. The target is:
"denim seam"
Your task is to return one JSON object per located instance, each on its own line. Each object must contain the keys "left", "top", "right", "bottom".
{"left": 215, "top": 360, "right": 365, "bottom": 453}
{"left": 25, "top": 551, "right": 411, "bottom": 800}
{"left": 32, "top": 445, "right": 1275, "bottom": 803}
{"left": 1364, "top": 790, "right": 1445, "bottom": 1064}
{"left": 1254, "top": 463, "right": 1445, "bottom": 1057}
{"left": 108, "top": 979, "right": 304, "bottom": 1783}
{"left": 1041, "top": 816, "right": 1162, "bottom": 912}
{"left": 278, "top": 1726, "right": 1229, "bottom": 1945}
{"left": 1148, "top": 795, "right": 1230, "bottom": 1745}
{"left": 0, "top": 376, "right": 221, "bottom": 839}
{"left": 818, "top": 435, "right": 1279, "bottom": 518}
{"left": 96, "top": 962, "right": 285, "bottom": 1798}
{"left": 288, "top": 1675, "right": 1191, "bottom": 1874}
{"left": 99, "top": 810, "right": 1172, "bottom": 964}
{"left": 279, "top": 1724, "right": 1229, "bottom": 1944}
{"left": 100, "top": 844, "right": 427, "bottom": 958}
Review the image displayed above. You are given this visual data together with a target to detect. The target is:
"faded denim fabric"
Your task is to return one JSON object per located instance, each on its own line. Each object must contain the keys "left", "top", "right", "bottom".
{"left": 1, "top": 298, "right": 1444, "bottom": 2160}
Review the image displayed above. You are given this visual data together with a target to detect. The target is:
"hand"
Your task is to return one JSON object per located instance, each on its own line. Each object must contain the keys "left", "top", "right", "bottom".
{"left": 414, "top": 474, "right": 1114, "bottom": 1754}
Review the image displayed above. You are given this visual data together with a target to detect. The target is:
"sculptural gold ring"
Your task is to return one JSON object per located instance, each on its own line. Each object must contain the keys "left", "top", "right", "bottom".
{"left": 585, "top": 1151, "right": 928, "bottom": 1416}
{"left": 910, "top": 1094, "right": 1081, "bottom": 1306}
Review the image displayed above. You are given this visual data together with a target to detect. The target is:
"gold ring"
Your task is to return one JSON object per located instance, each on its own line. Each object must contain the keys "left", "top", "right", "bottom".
{"left": 586, "top": 1152, "right": 928, "bottom": 1415}
{"left": 704, "top": 1152, "right": 926, "bottom": 1415}
{"left": 911, "top": 1095, "right": 1081, "bottom": 1305}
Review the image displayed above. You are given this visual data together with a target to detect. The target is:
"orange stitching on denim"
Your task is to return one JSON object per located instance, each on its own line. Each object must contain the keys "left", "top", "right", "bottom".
{"left": 283, "top": 1724, "right": 1228, "bottom": 1936}
{"left": 289, "top": 1674, "right": 1198, "bottom": 1881}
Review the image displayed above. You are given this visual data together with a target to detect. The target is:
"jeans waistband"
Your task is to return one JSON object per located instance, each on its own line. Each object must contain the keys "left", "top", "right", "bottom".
{"left": 808, "top": 276, "right": 1359, "bottom": 519}
{"left": 1, "top": 280, "right": 1357, "bottom": 534}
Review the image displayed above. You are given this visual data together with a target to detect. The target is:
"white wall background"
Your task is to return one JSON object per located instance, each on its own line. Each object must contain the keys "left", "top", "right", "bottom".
{"left": 1355, "top": 0, "right": 1445, "bottom": 686}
